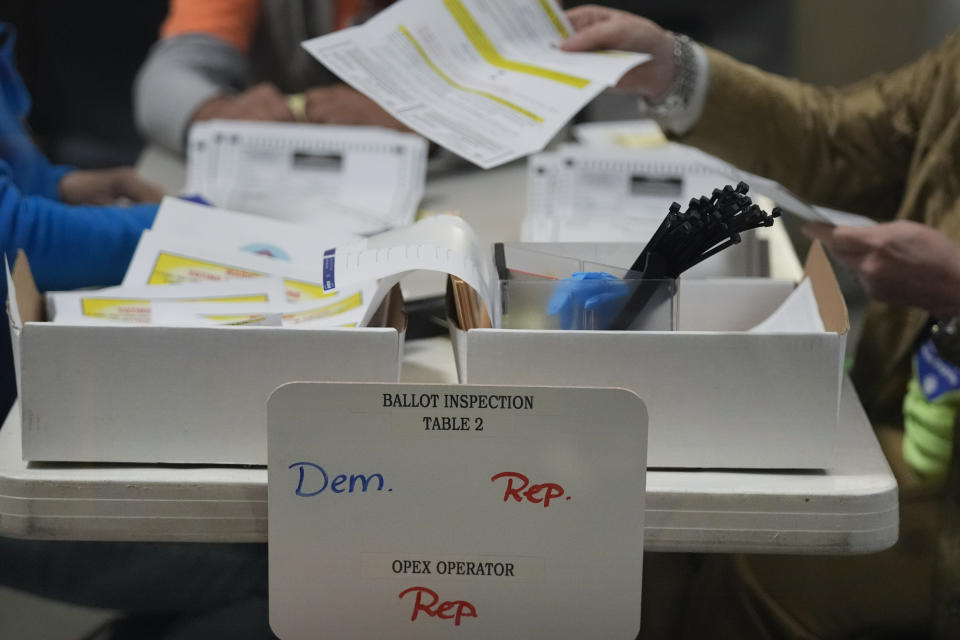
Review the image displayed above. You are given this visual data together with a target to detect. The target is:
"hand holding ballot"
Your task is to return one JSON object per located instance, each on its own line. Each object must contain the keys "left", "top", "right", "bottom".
{"left": 560, "top": 5, "right": 676, "bottom": 99}
{"left": 301, "top": 0, "right": 649, "bottom": 168}
{"left": 804, "top": 221, "right": 960, "bottom": 319}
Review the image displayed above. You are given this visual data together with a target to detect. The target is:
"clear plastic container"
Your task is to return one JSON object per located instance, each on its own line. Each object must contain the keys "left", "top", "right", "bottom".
{"left": 494, "top": 245, "right": 677, "bottom": 331}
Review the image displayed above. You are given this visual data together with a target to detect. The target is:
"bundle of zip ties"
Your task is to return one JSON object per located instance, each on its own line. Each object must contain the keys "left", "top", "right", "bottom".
{"left": 608, "top": 181, "right": 780, "bottom": 330}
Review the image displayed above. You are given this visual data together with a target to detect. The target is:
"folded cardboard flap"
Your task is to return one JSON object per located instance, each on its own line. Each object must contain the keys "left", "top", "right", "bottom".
{"left": 803, "top": 241, "right": 849, "bottom": 335}
{"left": 11, "top": 250, "right": 45, "bottom": 326}
{"left": 369, "top": 283, "right": 407, "bottom": 332}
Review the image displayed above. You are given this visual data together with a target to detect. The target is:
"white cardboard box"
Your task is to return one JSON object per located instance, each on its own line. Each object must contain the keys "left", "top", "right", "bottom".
{"left": 450, "top": 242, "right": 848, "bottom": 470}
{"left": 6, "top": 252, "right": 405, "bottom": 465}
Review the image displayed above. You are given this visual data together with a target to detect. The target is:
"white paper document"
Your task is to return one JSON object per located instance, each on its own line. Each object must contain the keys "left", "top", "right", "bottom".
{"left": 152, "top": 197, "right": 363, "bottom": 261}
{"left": 523, "top": 144, "right": 877, "bottom": 245}
{"left": 124, "top": 215, "right": 496, "bottom": 327}
{"left": 186, "top": 120, "right": 428, "bottom": 234}
{"left": 572, "top": 119, "right": 667, "bottom": 149}
{"left": 123, "top": 230, "right": 353, "bottom": 303}
{"left": 46, "top": 280, "right": 289, "bottom": 324}
{"left": 150, "top": 302, "right": 285, "bottom": 327}
{"left": 301, "top": 0, "right": 649, "bottom": 168}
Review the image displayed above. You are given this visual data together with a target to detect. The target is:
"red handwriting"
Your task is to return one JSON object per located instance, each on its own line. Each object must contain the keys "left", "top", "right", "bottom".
{"left": 491, "top": 471, "right": 568, "bottom": 507}
{"left": 398, "top": 586, "right": 478, "bottom": 626}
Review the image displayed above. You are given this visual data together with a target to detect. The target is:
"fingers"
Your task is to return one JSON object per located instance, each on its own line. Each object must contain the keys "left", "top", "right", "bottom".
{"left": 561, "top": 18, "right": 625, "bottom": 52}
{"left": 194, "top": 84, "right": 294, "bottom": 122}
{"left": 802, "top": 222, "right": 877, "bottom": 256}
{"left": 240, "top": 83, "right": 294, "bottom": 121}
{"left": 304, "top": 86, "right": 335, "bottom": 123}
{"left": 564, "top": 5, "right": 611, "bottom": 31}
{"left": 113, "top": 169, "right": 166, "bottom": 203}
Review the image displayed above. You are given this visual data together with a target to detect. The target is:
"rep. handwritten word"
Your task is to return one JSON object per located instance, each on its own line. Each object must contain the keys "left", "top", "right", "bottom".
{"left": 491, "top": 471, "right": 568, "bottom": 507}
{"left": 398, "top": 586, "right": 478, "bottom": 627}
{"left": 288, "top": 462, "right": 388, "bottom": 497}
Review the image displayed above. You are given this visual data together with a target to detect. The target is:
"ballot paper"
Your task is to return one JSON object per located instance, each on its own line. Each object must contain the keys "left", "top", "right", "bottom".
{"left": 124, "top": 231, "right": 349, "bottom": 302}
{"left": 149, "top": 303, "right": 285, "bottom": 327}
{"left": 151, "top": 288, "right": 375, "bottom": 329}
{"left": 186, "top": 120, "right": 428, "bottom": 234}
{"left": 318, "top": 214, "right": 496, "bottom": 325}
{"left": 47, "top": 280, "right": 288, "bottom": 324}
{"left": 124, "top": 215, "right": 497, "bottom": 327}
{"left": 301, "top": 0, "right": 649, "bottom": 169}
{"left": 523, "top": 144, "right": 876, "bottom": 244}
{"left": 152, "top": 197, "right": 363, "bottom": 261}
{"left": 572, "top": 119, "right": 668, "bottom": 149}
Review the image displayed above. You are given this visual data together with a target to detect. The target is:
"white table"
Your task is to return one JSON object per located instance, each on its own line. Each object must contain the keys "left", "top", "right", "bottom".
{"left": 0, "top": 146, "right": 896, "bottom": 554}
{"left": 0, "top": 333, "right": 896, "bottom": 554}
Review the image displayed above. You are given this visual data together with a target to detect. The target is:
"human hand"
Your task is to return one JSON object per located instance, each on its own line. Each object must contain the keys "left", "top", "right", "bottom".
{"left": 560, "top": 5, "right": 675, "bottom": 100}
{"left": 192, "top": 82, "right": 294, "bottom": 123}
{"left": 59, "top": 168, "right": 165, "bottom": 205}
{"left": 804, "top": 221, "right": 960, "bottom": 318}
{"left": 304, "top": 85, "right": 407, "bottom": 130}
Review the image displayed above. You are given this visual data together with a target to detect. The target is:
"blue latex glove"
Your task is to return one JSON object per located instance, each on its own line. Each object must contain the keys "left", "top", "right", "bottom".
{"left": 547, "top": 272, "right": 629, "bottom": 330}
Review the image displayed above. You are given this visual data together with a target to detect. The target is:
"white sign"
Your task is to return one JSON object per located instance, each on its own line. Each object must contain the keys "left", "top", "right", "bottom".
{"left": 268, "top": 383, "right": 648, "bottom": 639}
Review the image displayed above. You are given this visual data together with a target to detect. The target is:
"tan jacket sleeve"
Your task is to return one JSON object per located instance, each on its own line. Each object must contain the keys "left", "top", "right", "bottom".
{"left": 682, "top": 38, "right": 955, "bottom": 220}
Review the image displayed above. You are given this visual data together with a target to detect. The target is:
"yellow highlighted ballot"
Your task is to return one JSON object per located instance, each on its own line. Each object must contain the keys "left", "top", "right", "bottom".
{"left": 79, "top": 294, "right": 271, "bottom": 323}
{"left": 148, "top": 252, "right": 264, "bottom": 285}
{"left": 537, "top": 0, "right": 569, "bottom": 37}
{"left": 398, "top": 25, "right": 544, "bottom": 122}
{"left": 284, "top": 292, "right": 364, "bottom": 325}
{"left": 444, "top": 0, "right": 588, "bottom": 88}
{"left": 147, "top": 252, "right": 334, "bottom": 302}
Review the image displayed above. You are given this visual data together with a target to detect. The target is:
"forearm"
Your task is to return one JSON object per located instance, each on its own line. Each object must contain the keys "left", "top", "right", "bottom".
{"left": 680, "top": 46, "right": 930, "bottom": 219}
{"left": 2, "top": 184, "right": 156, "bottom": 292}
{"left": 134, "top": 34, "right": 248, "bottom": 154}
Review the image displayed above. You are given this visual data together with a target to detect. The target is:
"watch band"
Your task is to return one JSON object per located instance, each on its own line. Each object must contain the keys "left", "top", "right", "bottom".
{"left": 638, "top": 33, "right": 698, "bottom": 117}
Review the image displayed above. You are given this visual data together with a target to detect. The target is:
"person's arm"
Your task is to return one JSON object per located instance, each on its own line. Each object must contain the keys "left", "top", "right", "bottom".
{"left": 1, "top": 174, "right": 156, "bottom": 293}
{"left": 0, "top": 24, "right": 71, "bottom": 199}
{"left": 681, "top": 46, "right": 941, "bottom": 220}
{"left": 133, "top": 0, "right": 292, "bottom": 153}
{"left": 562, "top": 5, "right": 949, "bottom": 220}
{"left": 0, "top": 121, "right": 70, "bottom": 201}
{"left": 804, "top": 221, "right": 960, "bottom": 319}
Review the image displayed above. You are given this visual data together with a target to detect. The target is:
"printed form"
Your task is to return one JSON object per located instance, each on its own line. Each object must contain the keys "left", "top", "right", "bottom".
{"left": 302, "top": 0, "right": 649, "bottom": 168}
{"left": 187, "top": 121, "right": 428, "bottom": 235}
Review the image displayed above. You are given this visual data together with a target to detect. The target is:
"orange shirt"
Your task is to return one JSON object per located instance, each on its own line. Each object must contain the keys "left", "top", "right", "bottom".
{"left": 162, "top": 0, "right": 263, "bottom": 53}
{"left": 162, "top": 0, "right": 393, "bottom": 53}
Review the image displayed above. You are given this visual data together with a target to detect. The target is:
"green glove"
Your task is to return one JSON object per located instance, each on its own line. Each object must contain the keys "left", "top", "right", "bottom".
{"left": 902, "top": 338, "right": 960, "bottom": 480}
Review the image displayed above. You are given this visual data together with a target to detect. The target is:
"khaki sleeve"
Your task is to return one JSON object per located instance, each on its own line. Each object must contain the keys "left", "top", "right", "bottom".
{"left": 682, "top": 38, "right": 955, "bottom": 220}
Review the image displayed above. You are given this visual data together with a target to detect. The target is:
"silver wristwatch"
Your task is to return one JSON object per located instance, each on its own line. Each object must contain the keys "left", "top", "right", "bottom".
{"left": 639, "top": 33, "right": 698, "bottom": 116}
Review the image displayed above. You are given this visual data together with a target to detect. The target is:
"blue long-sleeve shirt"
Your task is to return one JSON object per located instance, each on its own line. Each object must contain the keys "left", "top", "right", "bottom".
{"left": 0, "top": 23, "right": 156, "bottom": 304}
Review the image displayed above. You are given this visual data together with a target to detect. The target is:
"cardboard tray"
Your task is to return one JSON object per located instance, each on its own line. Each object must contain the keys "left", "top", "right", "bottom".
{"left": 7, "top": 252, "right": 406, "bottom": 465}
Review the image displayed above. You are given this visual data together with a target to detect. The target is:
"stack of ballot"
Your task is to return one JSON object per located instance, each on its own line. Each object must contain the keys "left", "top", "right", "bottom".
{"left": 45, "top": 199, "right": 498, "bottom": 331}
{"left": 186, "top": 121, "right": 429, "bottom": 236}
{"left": 523, "top": 131, "right": 875, "bottom": 246}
